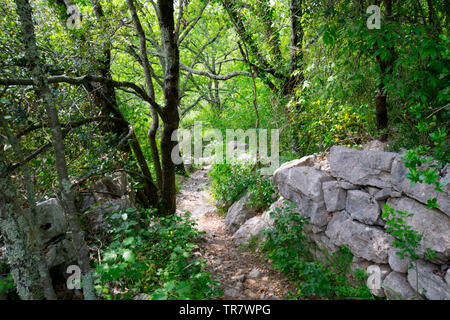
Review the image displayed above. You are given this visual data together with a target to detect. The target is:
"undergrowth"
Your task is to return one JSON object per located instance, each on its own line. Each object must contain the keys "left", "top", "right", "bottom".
{"left": 93, "top": 208, "right": 221, "bottom": 300}
{"left": 208, "top": 160, "right": 275, "bottom": 213}
{"left": 262, "top": 201, "right": 375, "bottom": 300}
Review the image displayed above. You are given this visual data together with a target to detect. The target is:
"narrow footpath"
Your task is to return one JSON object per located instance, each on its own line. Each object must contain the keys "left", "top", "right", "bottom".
{"left": 176, "top": 166, "right": 295, "bottom": 300}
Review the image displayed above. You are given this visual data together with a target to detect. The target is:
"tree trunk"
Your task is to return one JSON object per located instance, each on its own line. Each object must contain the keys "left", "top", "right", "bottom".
{"left": 286, "top": 0, "right": 304, "bottom": 94}
{"left": 157, "top": 0, "right": 180, "bottom": 214}
{"left": 127, "top": 0, "right": 163, "bottom": 191}
{"left": 14, "top": 0, "right": 96, "bottom": 300}
{"left": 0, "top": 113, "right": 57, "bottom": 300}
{"left": 89, "top": 0, "right": 159, "bottom": 207}
{"left": 0, "top": 151, "right": 45, "bottom": 300}
{"left": 374, "top": 0, "right": 394, "bottom": 141}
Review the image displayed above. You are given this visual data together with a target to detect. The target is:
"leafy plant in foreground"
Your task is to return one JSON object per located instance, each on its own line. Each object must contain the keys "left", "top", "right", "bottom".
{"left": 93, "top": 208, "right": 221, "bottom": 300}
{"left": 262, "top": 201, "right": 374, "bottom": 300}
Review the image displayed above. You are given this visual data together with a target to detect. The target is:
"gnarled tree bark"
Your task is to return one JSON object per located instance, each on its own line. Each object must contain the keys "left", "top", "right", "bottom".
{"left": 14, "top": 0, "right": 96, "bottom": 299}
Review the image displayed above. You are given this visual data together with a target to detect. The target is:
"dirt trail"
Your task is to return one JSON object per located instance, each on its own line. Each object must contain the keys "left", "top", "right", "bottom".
{"left": 176, "top": 166, "right": 295, "bottom": 300}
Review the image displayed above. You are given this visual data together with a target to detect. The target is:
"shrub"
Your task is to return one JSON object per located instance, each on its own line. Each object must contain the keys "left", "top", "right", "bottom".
{"left": 93, "top": 208, "right": 221, "bottom": 300}
{"left": 208, "top": 159, "right": 275, "bottom": 212}
{"left": 262, "top": 201, "right": 375, "bottom": 300}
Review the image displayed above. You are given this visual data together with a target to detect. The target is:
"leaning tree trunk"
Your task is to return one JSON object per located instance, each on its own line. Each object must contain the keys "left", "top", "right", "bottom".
{"left": 14, "top": 0, "right": 96, "bottom": 300}
{"left": 127, "top": 0, "right": 163, "bottom": 191}
{"left": 88, "top": 0, "right": 159, "bottom": 207}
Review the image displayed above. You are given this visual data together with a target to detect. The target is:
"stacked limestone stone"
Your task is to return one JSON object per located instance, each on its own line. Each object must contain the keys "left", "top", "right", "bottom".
{"left": 231, "top": 145, "right": 450, "bottom": 300}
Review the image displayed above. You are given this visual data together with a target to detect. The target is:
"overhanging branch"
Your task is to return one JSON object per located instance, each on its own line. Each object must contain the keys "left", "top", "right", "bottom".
{"left": 180, "top": 63, "right": 251, "bottom": 80}
{"left": 0, "top": 75, "right": 166, "bottom": 120}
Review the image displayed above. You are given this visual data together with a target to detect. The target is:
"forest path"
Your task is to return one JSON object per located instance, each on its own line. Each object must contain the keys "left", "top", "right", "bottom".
{"left": 176, "top": 166, "right": 295, "bottom": 300}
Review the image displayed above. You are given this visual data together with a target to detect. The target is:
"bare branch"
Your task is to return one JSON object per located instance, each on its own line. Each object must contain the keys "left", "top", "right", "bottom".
{"left": 180, "top": 63, "right": 250, "bottom": 80}
{"left": 0, "top": 75, "right": 166, "bottom": 120}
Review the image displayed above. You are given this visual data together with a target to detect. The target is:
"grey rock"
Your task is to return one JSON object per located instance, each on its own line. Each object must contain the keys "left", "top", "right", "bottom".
{"left": 225, "top": 193, "right": 262, "bottom": 234}
{"left": 295, "top": 197, "right": 329, "bottom": 227}
{"left": 407, "top": 260, "right": 450, "bottom": 300}
{"left": 93, "top": 174, "right": 127, "bottom": 201}
{"left": 288, "top": 154, "right": 317, "bottom": 167}
{"left": 403, "top": 181, "right": 450, "bottom": 217}
{"left": 391, "top": 157, "right": 450, "bottom": 217}
{"left": 373, "top": 216, "right": 386, "bottom": 227}
{"left": 36, "top": 198, "right": 67, "bottom": 244}
{"left": 339, "top": 181, "right": 359, "bottom": 190}
{"left": 273, "top": 161, "right": 333, "bottom": 227}
{"left": 325, "top": 211, "right": 393, "bottom": 263}
{"left": 383, "top": 271, "right": 420, "bottom": 300}
{"left": 273, "top": 164, "right": 333, "bottom": 203}
{"left": 367, "top": 187, "right": 381, "bottom": 196}
{"left": 79, "top": 193, "right": 97, "bottom": 211}
{"left": 232, "top": 198, "right": 285, "bottom": 245}
{"left": 390, "top": 155, "right": 407, "bottom": 190}
{"left": 386, "top": 197, "right": 450, "bottom": 263}
{"left": 306, "top": 232, "right": 339, "bottom": 265}
{"left": 388, "top": 248, "right": 411, "bottom": 273}
{"left": 346, "top": 190, "right": 380, "bottom": 225}
{"left": 322, "top": 181, "right": 346, "bottom": 212}
{"left": 441, "top": 164, "right": 450, "bottom": 194}
{"left": 248, "top": 268, "right": 262, "bottom": 278}
{"left": 374, "top": 188, "right": 394, "bottom": 201}
{"left": 86, "top": 196, "right": 134, "bottom": 234}
{"left": 311, "top": 225, "right": 326, "bottom": 233}
{"left": 362, "top": 140, "right": 387, "bottom": 151}
{"left": 445, "top": 269, "right": 450, "bottom": 285}
{"left": 330, "top": 146, "right": 397, "bottom": 188}
{"left": 391, "top": 191, "right": 402, "bottom": 198}
{"left": 45, "top": 238, "right": 77, "bottom": 268}
{"left": 224, "top": 287, "right": 242, "bottom": 298}
{"left": 232, "top": 215, "right": 262, "bottom": 245}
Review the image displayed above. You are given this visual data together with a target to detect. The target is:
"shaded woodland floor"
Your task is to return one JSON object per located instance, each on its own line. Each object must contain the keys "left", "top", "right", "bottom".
{"left": 176, "top": 166, "right": 295, "bottom": 300}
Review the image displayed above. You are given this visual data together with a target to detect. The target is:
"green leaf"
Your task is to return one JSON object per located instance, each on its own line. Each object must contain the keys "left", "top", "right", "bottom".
{"left": 122, "top": 249, "right": 135, "bottom": 263}
{"left": 103, "top": 251, "right": 118, "bottom": 262}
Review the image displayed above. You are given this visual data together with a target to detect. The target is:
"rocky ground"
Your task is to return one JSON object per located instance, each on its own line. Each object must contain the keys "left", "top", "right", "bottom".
{"left": 176, "top": 166, "right": 295, "bottom": 300}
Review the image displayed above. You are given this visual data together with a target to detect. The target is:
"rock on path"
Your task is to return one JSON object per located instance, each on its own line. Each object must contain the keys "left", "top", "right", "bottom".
{"left": 176, "top": 166, "right": 295, "bottom": 300}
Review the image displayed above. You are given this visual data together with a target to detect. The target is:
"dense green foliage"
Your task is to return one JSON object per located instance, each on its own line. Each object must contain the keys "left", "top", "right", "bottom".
{"left": 208, "top": 160, "right": 275, "bottom": 212}
{"left": 94, "top": 208, "right": 221, "bottom": 300}
{"left": 0, "top": 0, "right": 448, "bottom": 301}
{"left": 1, "top": 0, "right": 447, "bottom": 199}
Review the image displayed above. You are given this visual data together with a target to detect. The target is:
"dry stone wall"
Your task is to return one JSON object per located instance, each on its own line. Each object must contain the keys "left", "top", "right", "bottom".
{"left": 232, "top": 145, "right": 450, "bottom": 300}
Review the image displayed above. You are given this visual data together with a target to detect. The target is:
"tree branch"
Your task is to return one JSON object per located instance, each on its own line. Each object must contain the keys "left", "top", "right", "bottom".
{"left": 179, "top": 63, "right": 250, "bottom": 80}
{"left": 177, "top": 0, "right": 208, "bottom": 45}
{"left": 0, "top": 75, "right": 166, "bottom": 120}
